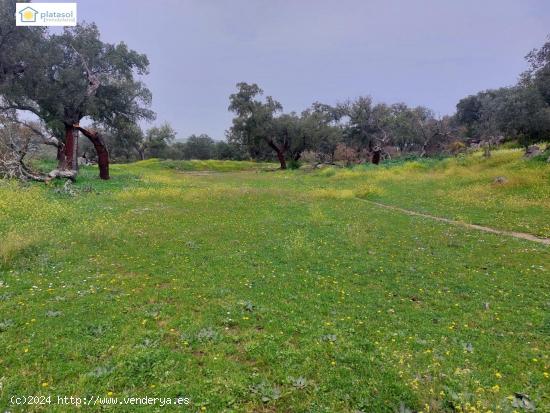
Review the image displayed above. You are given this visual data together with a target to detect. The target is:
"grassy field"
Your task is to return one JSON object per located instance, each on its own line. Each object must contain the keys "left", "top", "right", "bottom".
{"left": 0, "top": 150, "right": 549, "bottom": 412}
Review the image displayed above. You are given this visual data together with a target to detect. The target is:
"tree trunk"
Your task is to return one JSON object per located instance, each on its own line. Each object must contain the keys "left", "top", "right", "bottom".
{"left": 267, "top": 139, "right": 287, "bottom": 169}
{"left": 372, "top": 148, "right": 381, "bottom": 165}
{"left": 56, "top": 143, "right": 67, "bottom": 170}
{"left": 74, "top": 129, "right": 79, "bottom": 170}
{"left": 75, "top": 126, "right": 110, "bottom": 180}
{"left": 275, "top": 148, "right": 287, "bottom": 169}
{"left": 61, "top": 123, "right": 77, "bottom": 171}
{"left": 134, "top": 143, "right": 145, "bottom": 160}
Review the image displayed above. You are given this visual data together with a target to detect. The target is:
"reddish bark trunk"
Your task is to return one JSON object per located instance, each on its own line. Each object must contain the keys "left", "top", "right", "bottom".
{"left": 63, "top": 124, "right": 77, "bottom": 171}
{"left": 267, "top": 139, "right": 287, "bottom": 169}
{"left": 75, "top": 126, "right": 110, "bottom": 180}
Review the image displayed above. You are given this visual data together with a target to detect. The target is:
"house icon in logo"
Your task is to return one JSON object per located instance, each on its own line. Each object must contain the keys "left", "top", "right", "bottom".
{"left": 19, "top": 6, "right": 38, "bottom": 22}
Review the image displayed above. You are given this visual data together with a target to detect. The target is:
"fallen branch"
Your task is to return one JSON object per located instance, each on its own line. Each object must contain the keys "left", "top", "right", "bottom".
{"left": 0, "top": 116, "right": 74, "bottom": 182}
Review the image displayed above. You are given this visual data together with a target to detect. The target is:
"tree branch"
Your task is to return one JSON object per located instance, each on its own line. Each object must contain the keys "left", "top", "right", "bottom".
{"left": 70, "top": 45, "right": 100, "bottom": 97}
{"left": 8, "top": 117, "right": 61, "bottom": 148}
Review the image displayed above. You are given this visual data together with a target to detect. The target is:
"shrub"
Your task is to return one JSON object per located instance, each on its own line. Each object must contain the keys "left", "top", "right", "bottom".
{"left": 287, "top": 159, "right": 302, "bottom": 169}
{"left": 300, "top": 150, "right": 319, "bottom": 163}
{"left": 447, "top": 141, "right": 466, "bottom": 155}
{"left": 334, "top": 144, "right": 359, "bottom": 165}
{"left": 315, "top": 167, "right": 337, "bottom": 177}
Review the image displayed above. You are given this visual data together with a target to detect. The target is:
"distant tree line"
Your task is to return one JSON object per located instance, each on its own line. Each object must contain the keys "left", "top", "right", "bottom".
{"left": 225, "top": 36, "right": 550, "bottom": 169}
{"left": 1, "top": 0, "right": 549, "bottom": 179}
{"left": 227, "top": 83, "right": 457, "bottom": 169}
{"left": 80, "top": 124, "right": 247, "bottom": 163}
{"left": 456, "top": 41, "right": 550, "bottom": 151}
{"left": 90, "top": 83, "right": 458, "bottom": 169}
{"left": 160, "top": 35, "right": 550, "bottom": 170}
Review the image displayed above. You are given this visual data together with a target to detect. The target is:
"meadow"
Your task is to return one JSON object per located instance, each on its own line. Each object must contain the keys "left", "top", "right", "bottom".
{"left": 0, "top": 150, "right": 549, "bottom": 412}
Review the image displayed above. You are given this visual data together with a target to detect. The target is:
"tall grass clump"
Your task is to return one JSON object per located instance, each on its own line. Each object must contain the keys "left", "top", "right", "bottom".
{"left": 354, "top": 183, "right": 384, "bottom": 199}
{"left": 0, "top": 231, "right": 40, "bottom": 266}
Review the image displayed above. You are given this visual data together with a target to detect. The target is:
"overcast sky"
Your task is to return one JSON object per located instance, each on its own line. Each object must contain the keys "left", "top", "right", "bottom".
{"left": 48, "top": 0, "right": 550, "bottom": 139}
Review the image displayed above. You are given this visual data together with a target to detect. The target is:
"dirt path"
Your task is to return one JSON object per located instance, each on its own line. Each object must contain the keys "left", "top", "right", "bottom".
{"left": 358, "top": 199, "right": 550, "bottom": 246}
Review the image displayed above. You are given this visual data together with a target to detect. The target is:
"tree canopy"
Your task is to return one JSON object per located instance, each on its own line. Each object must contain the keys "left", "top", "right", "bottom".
{"left": 0, "top": 1, "right": 154, "bottom": 179}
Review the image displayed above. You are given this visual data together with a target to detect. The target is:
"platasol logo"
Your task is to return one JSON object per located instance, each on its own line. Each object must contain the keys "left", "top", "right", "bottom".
{"left": 16, "top": 3, "right": 77, "bottom": 26}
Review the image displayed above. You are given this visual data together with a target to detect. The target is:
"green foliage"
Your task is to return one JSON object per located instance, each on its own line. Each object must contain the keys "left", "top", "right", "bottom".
{"left": 0, "top": 0, "right": 45, "bottom": 85}
{"left": 227, "top": 82, "right": 286, "bottom": 165}
{"left": 227, "top": 83, "right": 347, "bottom": 168}
{"left": 180, "top": 134, "right": 215, "bottom": 160}
{"left": 140, "top": 123, "right": 176, "bottom": 159}
{"left": 344, "top": 96, "right": 387, "bottom": 149}
{"left": 523, "top": 36, "right": 550, "bottom": 106}
{"left": 287, "top": 159, "right": 302, "bottom": 169}
{"left": 456, "top": 37, "right": 550, "bottom": 147}
{"left": 1, "top": 21, "right": 153, "bottom": 129}
{"left": 498, "top": 86, "right": 550, "bottom": 146}
{"left": 227, "top": 83, "right": 457, "bottom": 167}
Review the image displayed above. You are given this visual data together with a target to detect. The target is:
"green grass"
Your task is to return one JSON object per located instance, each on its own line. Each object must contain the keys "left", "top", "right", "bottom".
{"left": 0, "top": 153, "right": 548, "bottom": 412}
{"left": 140, "top": 159, "right": 277, "bottom": 172}
{"left": 312, "top": 149, "right": 550, "bottom": 238}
